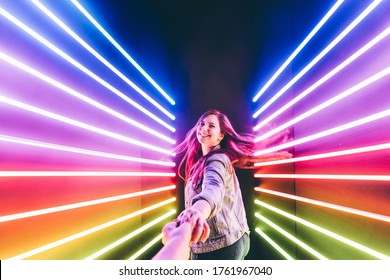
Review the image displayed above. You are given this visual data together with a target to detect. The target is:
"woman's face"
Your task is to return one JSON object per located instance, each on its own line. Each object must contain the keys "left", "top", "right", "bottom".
{"left": 196, "top": 114, "right": 224, "bottom": 154}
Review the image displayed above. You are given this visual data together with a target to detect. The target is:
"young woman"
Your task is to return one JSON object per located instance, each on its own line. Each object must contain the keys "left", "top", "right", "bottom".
{"left": 173, "top": 109, "right": 291, "bottom": 260}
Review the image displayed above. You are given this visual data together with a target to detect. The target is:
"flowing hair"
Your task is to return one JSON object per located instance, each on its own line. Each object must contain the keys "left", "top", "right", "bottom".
{"left": 173, "top": 109, "right": 256, "bottom": 182}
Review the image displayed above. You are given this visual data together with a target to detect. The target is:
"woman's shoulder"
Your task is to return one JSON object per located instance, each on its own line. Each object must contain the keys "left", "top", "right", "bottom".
{"left": 206, "top": 152, "right": 231, "bottom": 164}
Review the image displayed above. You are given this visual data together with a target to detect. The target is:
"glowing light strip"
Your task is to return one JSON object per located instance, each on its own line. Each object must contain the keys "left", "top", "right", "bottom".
{"left": 254, "top": 228, "right": 294, "bottom": 260}
{"left": 7, "top": 197, "right": 176, "bottom": 260}
{"left": 252, "top": 0, "right": 344, "bottom": 102}
{"left": 0, "top": 7, "right": 175, "bottom": 132}
{"left": 255, "top": 143, "right": 390, "bottom": 167}
{"left": 255, "top": 200, "right": 389, "bottom": 259}
{"left": 254, "top": 108, "right": 390, "bottom": 155}
{"left": 70, "top": 0, "right": 175, "bottom": 106}
{"left": 254, "top": 26, "right": 390, "bottom": 131}
{"left": 0, "top": 95, "right": 173, "bottom": 155}
{"left": 0, "top": 171, "right": 175, "bottom": 177}
{"left": 254, "top": 187, "right": 390, "bottom": 223}
{"left": 128, "top": 233, "right": 163, "bottom": 260}
{"left": 254, "top": 174, "right": 390, "bottom": 181}
{"left": 86, "top": 210, "right": 176, "bottom": 260}
{"left": 32, "top": 0, "right": 175, "bottom": 120}
{"left": 0, "top": 51, "right": 175, "bottom": 144}
{"left": 255, "top": 67, "right": 390, "bottom": 142}
{"left": 255, "top": 212, "right": 328, "bottom": 259}
{"left": 252, "top": 0, "right": 382, "bottom": 119}
{"left": 0, "top": 185, "right": 176, "bottom": 223}
{"left": 0, "top": 135, "right": 175, "bottom": 167}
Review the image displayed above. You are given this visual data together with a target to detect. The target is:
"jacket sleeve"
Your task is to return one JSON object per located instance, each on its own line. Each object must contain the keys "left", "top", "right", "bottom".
{"left": 191, "top": 153, "right": 230, "bottom": 218}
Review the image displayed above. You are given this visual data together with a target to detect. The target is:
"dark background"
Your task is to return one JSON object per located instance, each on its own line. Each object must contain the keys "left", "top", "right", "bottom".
{"left": 89, "top": 0, "right": 328, "bottom": 134}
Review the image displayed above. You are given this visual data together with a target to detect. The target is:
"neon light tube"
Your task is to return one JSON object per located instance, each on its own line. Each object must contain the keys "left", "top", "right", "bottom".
{"left": 0, "top": 171, "right": 176, "bottom": 177}
{"left": 254, "top": 108, "right": 390, "bottom": 155}
{"left": 254, "top": 187, "right": 390, "bottom": 223}
{"left": 255, "top": 212, "right": 328, "bottom": 259}
{"left": 253, "top": 26, "right": 390, "bottom": 131}
{"left": 6, "top": 197, "right": 175, "bottom": 260}
{"left": 254, "top": 174, "right": 390, "bottom": 181}
{"left": 70, "top": 0, "right": 175, "bottom": 106}
{"left": 0, "top": 135, "right": 175, "bottom": 167}
{"left": 254, "top": 143, "right": 390, "bottom": 167}
{"left": 252, "top": 0, "right": 344, "bottom": 102}
{"left": 0, "top": 51, "right": 175, "bottom": 143}
{"left": 255, "top": 200, "right": 390, "bottom": 259}
{"left": 86, "top": 210, "right": 176, "bottom": 260}
{"left": 252, "top": 0, "right": 383, "bottom": 119}
{"left": 0, "top": 7, "right": 175, "bottom": 131}
{"left": 0, "top": 185, "right": 176, "bottom": 223}
{"left": 254, "top": 228, "right": 294, "bottom": 260}
{"left": 31, "top": 0, "right": 175, "bottom": 120}
{"left": 255, "top": 66, "right": 390, "bottom": 142}
{"left": 0, "top": 95, "right": 173, "bottom": 155}
{"left": 128, "top": 233, "right": 163, "bottom": 260}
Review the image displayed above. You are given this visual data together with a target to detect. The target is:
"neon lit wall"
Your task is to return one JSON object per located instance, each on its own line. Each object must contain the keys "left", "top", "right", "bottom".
{"left": 252, "top": 0, "right": 390, "bottom": 259}
{"left": 2, "top": 0, "right": 389, "bottom": 261}
{"left": 0, "top": 1, "right": 176, "bottom": 259}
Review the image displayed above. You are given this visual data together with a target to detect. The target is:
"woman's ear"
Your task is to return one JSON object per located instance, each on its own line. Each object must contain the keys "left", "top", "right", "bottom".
{"left": 219, "top": 133, "right": 225, "bottom": 141}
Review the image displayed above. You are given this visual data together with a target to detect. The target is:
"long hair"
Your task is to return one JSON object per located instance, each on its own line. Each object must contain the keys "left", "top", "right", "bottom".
{"left": 173, "top": 109, "right": 256, "bottom": 182}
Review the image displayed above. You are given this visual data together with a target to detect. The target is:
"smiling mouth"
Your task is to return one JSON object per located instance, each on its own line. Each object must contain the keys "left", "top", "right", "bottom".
{"left": 199, "top": 133, "right": 209, "bottom": 137}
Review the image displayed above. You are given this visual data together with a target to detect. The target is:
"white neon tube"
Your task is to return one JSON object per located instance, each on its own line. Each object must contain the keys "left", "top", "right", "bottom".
{"left": 0, "top": 185, "right": 176, "bottom": 223}
{"left": 0, "top": 7, "right": 175, "bottom": 131}
{"left": 7, "top": 198, "right": 176, "bottom": 260}
{"left": 32, "top": 0, "right": 175, "bottom": 120}
{"left": 254, "top": 143, "right": 390, "bottom": 167}
{"left": 255, "top": 200, "right": 389, "bottom": 259}
{"left": 253, "top": 26, "right": 390, "bottom": 132}
{"left": 0, "top": 51, "right": 175, "bottom": 143}
{"left": 254, "top": 228, "right": 294, "bottom": 260}
{"left": 86, "top": 210, "right": 176, "bottom": 260}
{"left": 128, "top": 233, "right": 164, "bottom": 260}
{"left": 252, "top": 0, "right": 344, "bottom": 102}
{"left": 254, "top": 187, "right": 390, "bottom": 223}
{"left": 254, "top": 173, "right": 390, "bottom": 181}
{"left": 255, "top": 212, "right": 328, "bottom": 259}
{"left": 254, "top": 108, "right": 390, "bottom": 156}
{"left": 255, "top": 66, "right": 390, "bottom": 142}
{"left": 252, "top": 0, "right": 383, "bottom": 119}
{"left": 0, "top": 135, "right": 175, "bottom": 166}
{"left": 0, "top": 171, "right": 176, "bottom": 177}
{"left": 0, "top": 95, "right": 173, "bottom": 155}
{"left": 70, "top": 0, "right": 175, "bottom": 105}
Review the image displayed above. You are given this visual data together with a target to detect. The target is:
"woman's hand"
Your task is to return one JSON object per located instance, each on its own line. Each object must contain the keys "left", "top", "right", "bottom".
{"left": 255, "top": 127, "right": 292, "bottom": 150}
{"left": 254, "top": 150, "right": 293, "bottom": 162}
{"left": 162, "top": 218, "right": 193, "bottom": 246}
{"left": 154, "top": 217, "right": 195, "bottom": 260}
{"left": 177, "top": 208, "right": 210, "bottom": 244}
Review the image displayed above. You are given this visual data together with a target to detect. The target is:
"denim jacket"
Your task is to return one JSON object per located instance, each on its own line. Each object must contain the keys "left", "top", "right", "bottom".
{"left": 185, "top": 147, "right": 250, "bottom": 254}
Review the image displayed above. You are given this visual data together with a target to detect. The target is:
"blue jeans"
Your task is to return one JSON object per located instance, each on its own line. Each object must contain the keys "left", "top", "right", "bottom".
{"left": 190, "top": 232, "right": 250, "bottom": 260}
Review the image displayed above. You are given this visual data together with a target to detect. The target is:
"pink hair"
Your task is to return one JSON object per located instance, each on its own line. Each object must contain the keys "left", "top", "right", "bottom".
{"left": 173, "top": 109, "right": 255, "bottom": 182}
